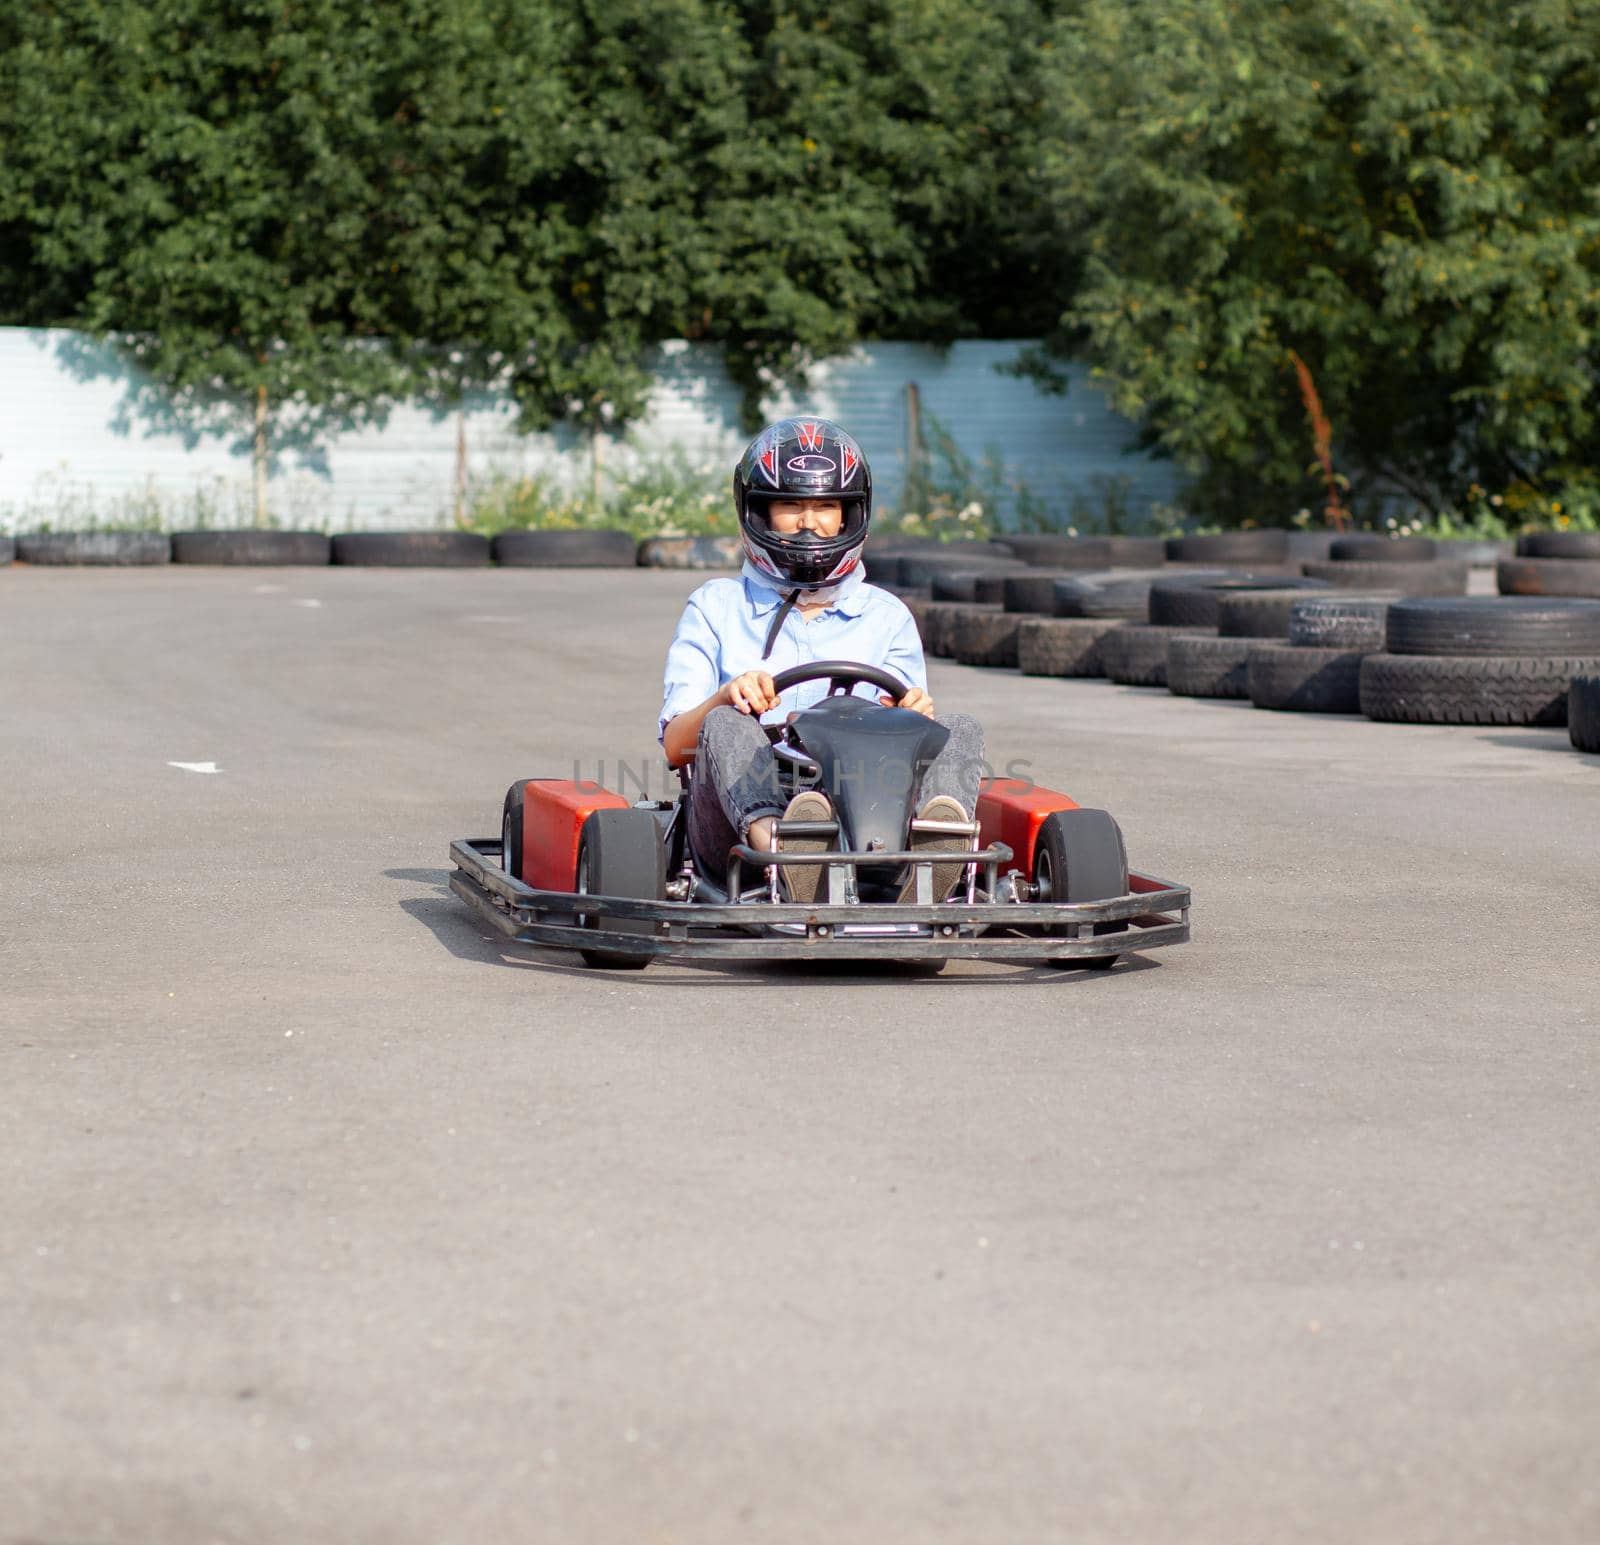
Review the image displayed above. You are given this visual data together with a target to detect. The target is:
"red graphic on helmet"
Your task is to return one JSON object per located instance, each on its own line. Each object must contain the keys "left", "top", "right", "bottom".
{"left": 795, "top": 421, "right": 824, "bottom": 453}
{"left": 757, "top": 435, "right": 780, "bottom": 486}
{"left": 841, "top": 441, "right": 859, "bottom": 483}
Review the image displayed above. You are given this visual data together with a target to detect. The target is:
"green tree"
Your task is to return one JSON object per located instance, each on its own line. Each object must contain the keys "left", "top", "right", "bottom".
{"left": 1030, "top": 0, "right": 1600, "bottom": 523}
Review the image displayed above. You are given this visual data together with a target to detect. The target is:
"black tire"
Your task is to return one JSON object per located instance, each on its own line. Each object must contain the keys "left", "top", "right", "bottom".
{"left": 575, "top": 808, "right": 665, "bottom": 969}
{"left": 1004, "top": 572, "right": 1081, "bottom": 614}
{"left": 1571, "top": 677, "right": 1600, "bottom": 752}
{"left": 1052, "top": 576, "right": 1156, "bottom": 621}
{"left": 332, "top": 531, "right": 490, "bottom": 567}
{"left": 865, "top": 554, "right": 903, "bottom": 586}
{"left": 1107, "top": 536, "right": 1166, "bottom": 565}
{"left": 1101, "top": 624, "right": 1212, "bottom": 687}
{"left": 1359, "top": 653, "right": 1600, "bottom": 726}
{"left": 1247, "top": 642, "right": 1367, "bottom": 713}
{"left": 934, "top": 604, "right": 1001, "bottom": 659}
{"left": 635, "top": 535, "right": 741, "bottom": 569}
{"left": 1329, "top": 535, "right": 1437, "bottom": 562}
{"left": 1384, "top": 596, "right": 1600, "bottom": 657}
{"left": 1518, "top": 531, "right": 1600, "bottom": 560}
{"left": 1287, "top": 594, "right": 1399, "bottom": 648}
{"left": 1149, "top": 573, "right": 1324, "bottom": 628}
{"left": 1217, "top": 588, "right": 1337, "bottom": 638}
{"left": 1302, "top": 558, "right": 1469, "bottom": 595}
{"left": 501, "top": 781, "right": 528, "bottom": 884}
{"left": 930, "top": 571, "right": 985, "bottom": 602}
{"left": 1016, "top": 618, "right": 1125, "bottom": 677}
{"left": 998, "top": 535, "right": 1113, "bottom": 568}
{"left": 493, "top": 528, "right": 636, "bottom": 567}
{"left": 1164, "top": 530, "right": 1289, "bottom": 564}
{"left": 1496, "top": 557, "right": 1600, "bottom": 598}
{"left": 907, "top": 600, "right": 974, "bottom": 655}
{"left": 1285, "top": 530, "right": 1337, "bottom": 563}
{"left": 948, "top": 609, "right": 1021, "bottom": 667}
{"left": 1034, "top": 808, "right": 1129, "bottom": 969}
{"left": 897, "top": 553, "right": 1024, "bottom": 587}
{"left": 17, "top": 531, "right": 170, "bottom": 565}
{"left": 1166, "top": 634, "right": 1255, "bottom": 698}
{"left": 171, "top": 530, "right": 332, "bottom": 565}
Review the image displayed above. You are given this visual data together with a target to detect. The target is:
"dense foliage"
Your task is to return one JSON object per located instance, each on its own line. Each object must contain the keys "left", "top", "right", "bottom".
{"left": 4, "top": 0, "right": 1598, "bottom": 526}
{"left": 1032, "top": 0, "right": 1600, "bottom": 523}
{"left": 0, "top": 1, "right": 1060, "bottom": 441}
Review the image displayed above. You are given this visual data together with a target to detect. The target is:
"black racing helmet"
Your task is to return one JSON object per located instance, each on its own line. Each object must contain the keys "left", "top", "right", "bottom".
{"left": 733, "top": 417, "right": 872, "bottom": 588}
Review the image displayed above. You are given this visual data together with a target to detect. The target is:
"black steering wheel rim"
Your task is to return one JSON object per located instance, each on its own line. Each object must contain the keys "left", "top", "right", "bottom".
{"left": 768, "top": 658, "right": 910, "bottom": 701}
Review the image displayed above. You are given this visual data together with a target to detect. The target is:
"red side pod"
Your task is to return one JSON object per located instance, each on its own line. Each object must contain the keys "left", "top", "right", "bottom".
{"left": 976, "top": 777, "right": 1079, "bottom": 877}
{"left": 522, "top": 779, "right": 631, "bottom": 893}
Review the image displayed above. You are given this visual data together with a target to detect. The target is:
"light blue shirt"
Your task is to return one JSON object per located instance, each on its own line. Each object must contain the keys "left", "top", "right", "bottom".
{"left": 659, "top": 564, "right": 927, "bottom": 738}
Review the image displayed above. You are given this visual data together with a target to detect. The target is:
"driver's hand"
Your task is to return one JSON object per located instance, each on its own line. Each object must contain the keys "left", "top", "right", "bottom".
{"left": 887, "top": 685, "right": 936, "bottom": 718}
{"left": 725, "top": 670, "right": 779, "bottom": 715}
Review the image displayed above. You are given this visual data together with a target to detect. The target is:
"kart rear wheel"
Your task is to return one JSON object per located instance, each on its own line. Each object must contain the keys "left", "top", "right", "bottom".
{"left": 575, "top": 808, "right": 665, "bottom": 970}
{"left": 1035, "top": 808, "right": 1128, "bottom": 970}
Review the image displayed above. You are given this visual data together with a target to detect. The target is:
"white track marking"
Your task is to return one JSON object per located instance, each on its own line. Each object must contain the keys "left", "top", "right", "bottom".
{"left": 292, "top": 598, "right": 323, "bottom": 608}
{"left": 168, "top": 761, "right": 222, "bottom": 775}
{"left": 251, "top": 584, "right": 285, "bottom": 594}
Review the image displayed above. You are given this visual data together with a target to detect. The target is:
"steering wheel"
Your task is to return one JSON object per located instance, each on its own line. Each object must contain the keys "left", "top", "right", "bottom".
{"left": 769, "top": 659, "right": 911, "bottom": 702}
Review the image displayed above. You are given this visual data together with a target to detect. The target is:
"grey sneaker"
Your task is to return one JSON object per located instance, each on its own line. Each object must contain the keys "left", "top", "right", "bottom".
{"left": 899, "top": 794, "right": 973, "bottom": 903}
{"left": 776, "top": 790, "right": 834, "bottom": 904}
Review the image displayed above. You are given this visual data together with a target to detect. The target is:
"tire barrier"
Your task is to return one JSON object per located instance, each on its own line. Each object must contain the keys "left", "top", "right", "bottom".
{"left": 1328, "top": 535, "right": 1437, "bottom": 562}
{"left": 948, "top": 609, "right": 1022, "bottom": 668}
{"left": 332, "top": 531, "right": 491, "bottom": 567}
{"left": 1287, "top": 595, "right": 1398, "bottom": 650}
{"left": 1384, "top": 597, "right": 1600, "bottom": 658}
{"left": 1496, "top": 557, "right": 1600, "bottom": 598}
{"left": 1101, "top": 624, "right": 1212, "bottom": 687}
{"left": 1301, "top": 559, "right": 1470, "bottom": 596}
{"left": 17, "top": 531, "right": 171, "bottom": 565}
{"left": 1166, "top": 634, "right": 1255, "bottom": 698}
{"left": 1016, "top": 617, "right": 1125, "bottom": 677}
{"left": 1149, "top": 574, "right": 1327, "bottom": 629}
{"left": 1359, "top": 652, "right": 1600, "bottom": 726}
{"left": 171, "top": 530, "right": 331, "bottom": 565}
{"left": 635, "top": 535, "right": 742, "bottom": 569}
{"left": 1164, "top": 530, "right": 1289, "bottom": 565}
{"left": 1247, "top": 642, "right": 1366, "bottom": 714}
{"left": 1217, "top": 588, "right": 1337, "bottom": 639}
{"left": 1052, "top": 575, "right": 1160, "bottom": 621}
{"left": 493, "top": 529, "right": 636, "bottom": 567}
{"left": 1517, "top": 531, "right": 1600, "bottom": 560}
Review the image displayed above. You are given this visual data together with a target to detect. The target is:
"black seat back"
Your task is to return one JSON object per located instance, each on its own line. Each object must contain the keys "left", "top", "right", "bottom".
{"left": 788, "top": 697, "right": 950, "bottom": 853}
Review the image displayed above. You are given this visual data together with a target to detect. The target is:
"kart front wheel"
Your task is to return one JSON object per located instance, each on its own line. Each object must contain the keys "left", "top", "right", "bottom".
{"left": 575, "top": 808, "right": 665, "bottom": 970}
{"left": 1035, "top": 808, "right": 1128, "bottom": 970}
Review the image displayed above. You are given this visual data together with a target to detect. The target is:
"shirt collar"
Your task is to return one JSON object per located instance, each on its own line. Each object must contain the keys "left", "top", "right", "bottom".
{"left": 741, "top": 562, "right": 870, "bottom": 618}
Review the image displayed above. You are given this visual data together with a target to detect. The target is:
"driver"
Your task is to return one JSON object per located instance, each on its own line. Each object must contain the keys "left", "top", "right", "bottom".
{"left": 659, "top": 416, "right": 985, "bottom": 903}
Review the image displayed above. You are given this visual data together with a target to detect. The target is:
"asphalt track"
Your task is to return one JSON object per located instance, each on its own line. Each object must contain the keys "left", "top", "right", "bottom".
{"left": 3, "top": 566, "right": 1597, "bottom": 1545}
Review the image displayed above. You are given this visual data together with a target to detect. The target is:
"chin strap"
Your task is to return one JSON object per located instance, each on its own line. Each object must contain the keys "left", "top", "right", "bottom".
{"left": 761, "top": 589, "right": 801, "bottom": 660}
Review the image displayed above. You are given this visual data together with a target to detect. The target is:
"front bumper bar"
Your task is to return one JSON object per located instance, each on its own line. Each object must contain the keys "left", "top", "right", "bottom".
{"left": 447, "top": 838, "right": 1190, "bottom": 964}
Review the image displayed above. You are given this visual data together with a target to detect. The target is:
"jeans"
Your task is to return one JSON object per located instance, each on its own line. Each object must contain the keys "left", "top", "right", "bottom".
{"left": 687, "top": 705, "right": 987, "bottom": 880}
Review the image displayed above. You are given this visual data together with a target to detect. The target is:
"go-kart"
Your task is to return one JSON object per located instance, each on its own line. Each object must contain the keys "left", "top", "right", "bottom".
{"left": 449, "top": 661, "right": 1190, "bottom": 969}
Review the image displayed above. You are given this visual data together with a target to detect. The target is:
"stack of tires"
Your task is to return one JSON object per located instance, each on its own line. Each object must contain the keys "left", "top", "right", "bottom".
{"left": 1300, "top": 535, "right": 1470, "bottom": 596}
{"left": 1096, "top": 573, "right": 1327, "bottom": 693}
{"left": 1017, "top": 572, "right": 1157, "bottom": 679}
{"left": 1247, "top": 595, "right": 1397, "bottom": 713}
{"left": 1167, "top": 581, "right": 1334, "bottom": 699}
{"left": 1359, "top": 598, "right": 1600, "bottom": 726}
{"left": 1497, "top": 531, "right": 1600, "bottom": 599}
{"left": 894, "top": 548, "right": 1026, "bottom": 659}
